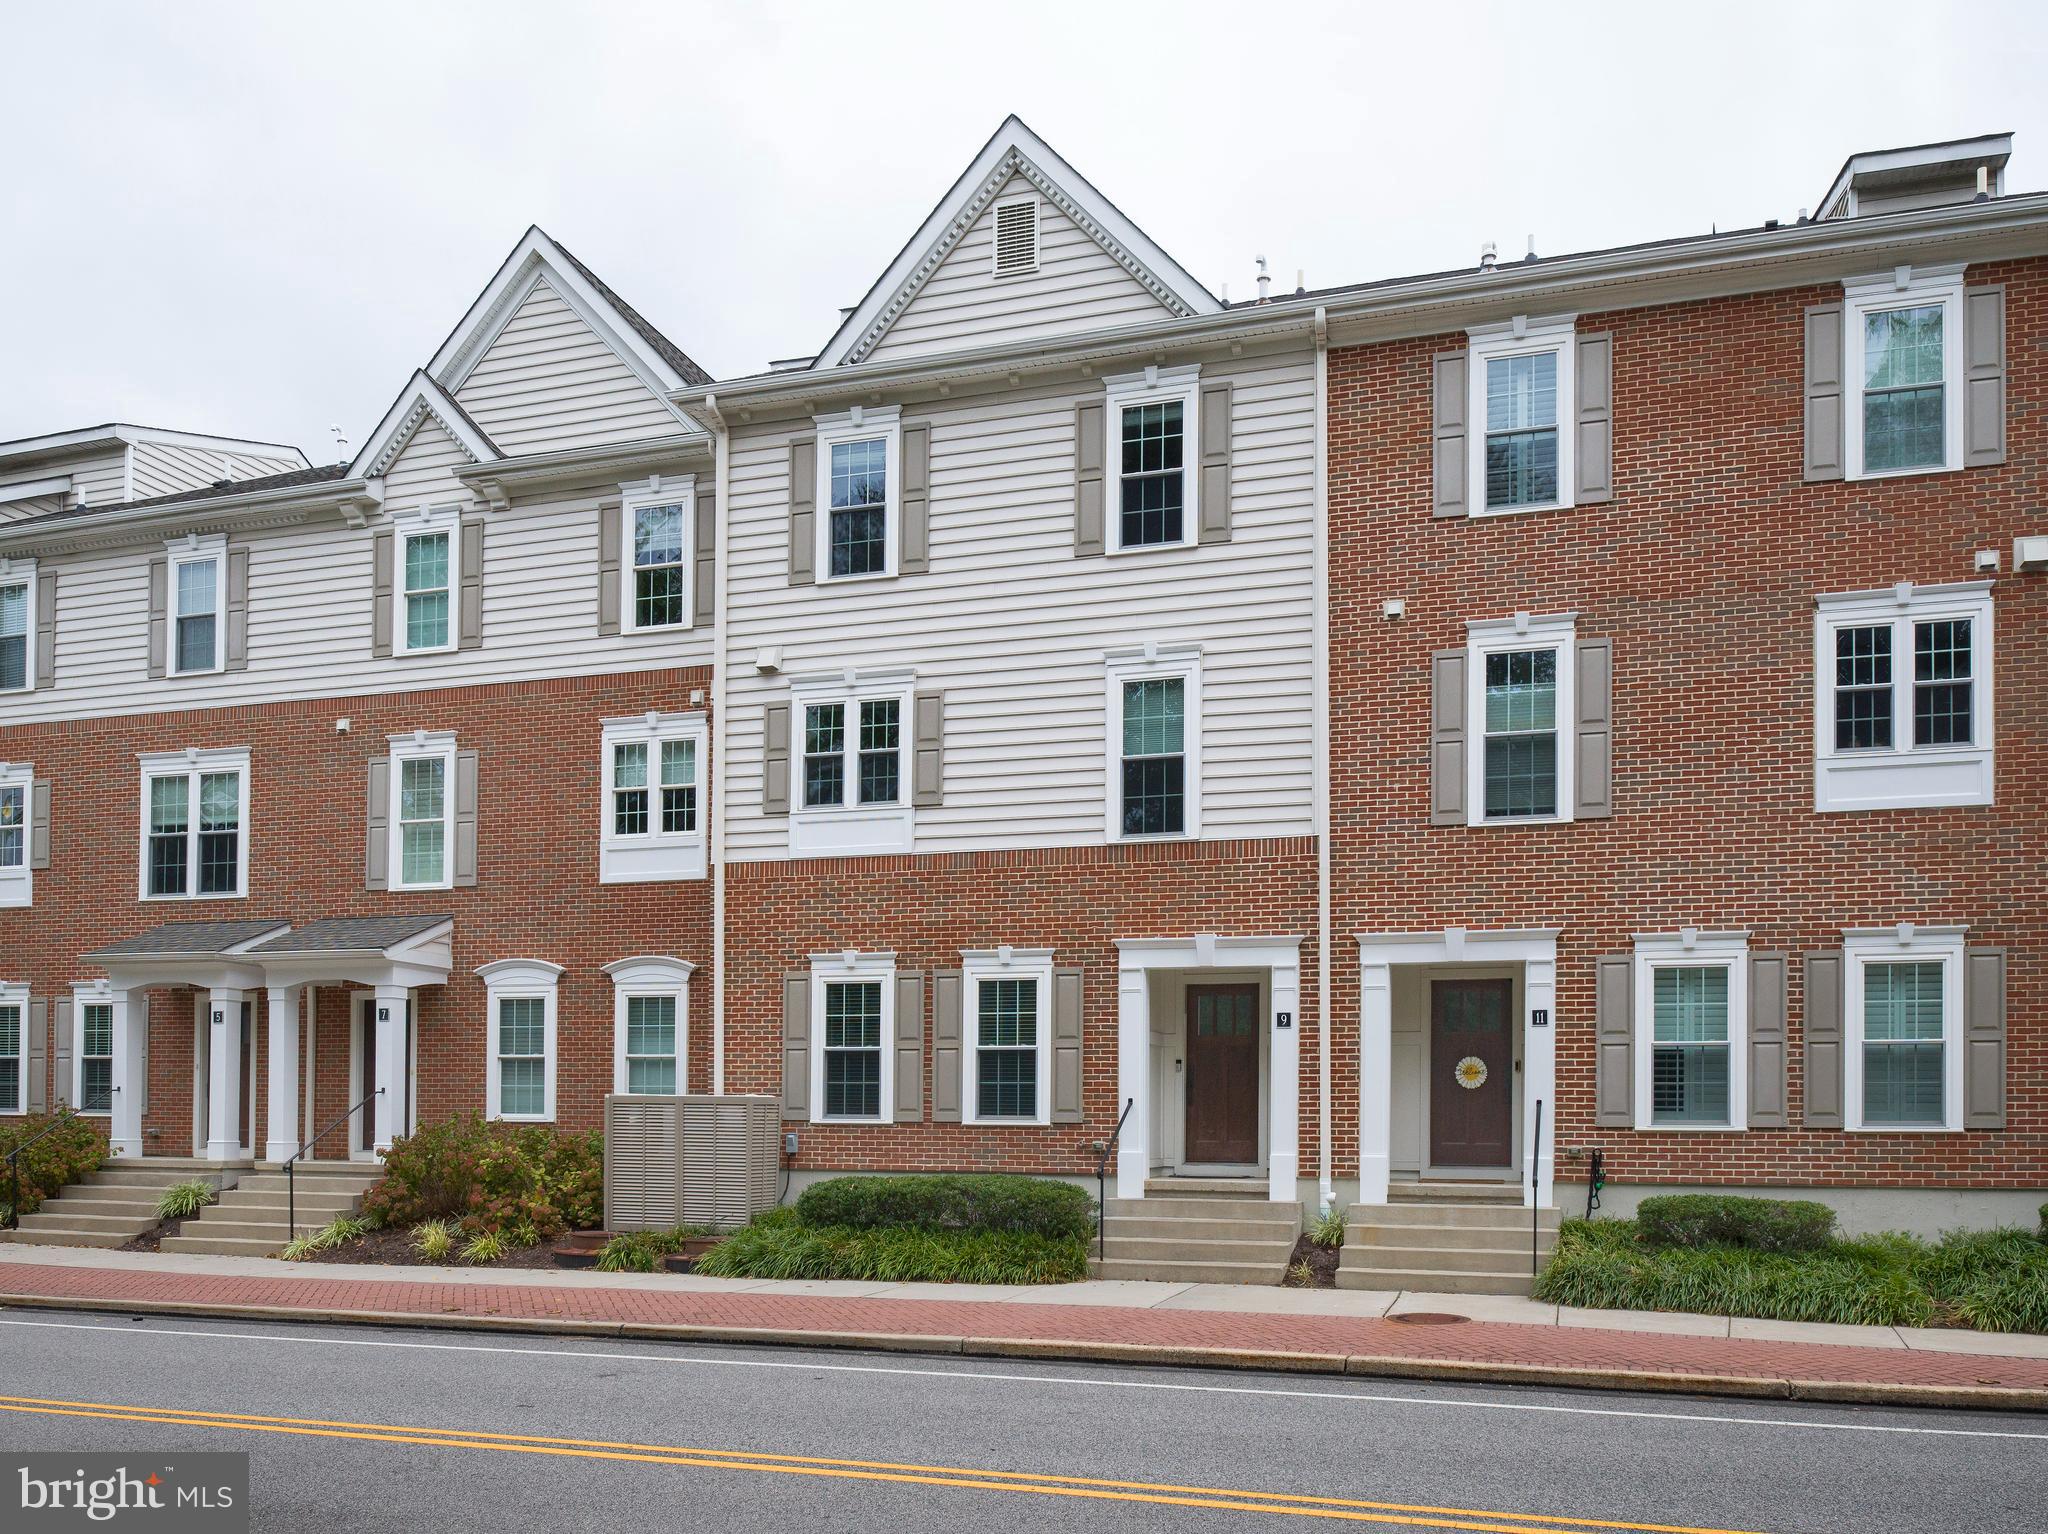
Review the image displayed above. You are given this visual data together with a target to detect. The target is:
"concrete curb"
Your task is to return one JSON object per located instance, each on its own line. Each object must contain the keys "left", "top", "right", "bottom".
{"left": 4, "top": 1290, "right": 2043, "bottom": 1414}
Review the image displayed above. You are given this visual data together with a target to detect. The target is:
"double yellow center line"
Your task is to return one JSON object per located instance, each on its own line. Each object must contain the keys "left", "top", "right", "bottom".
{"left": 0, "top": 1393, "right": 1770, "bottom": 1534}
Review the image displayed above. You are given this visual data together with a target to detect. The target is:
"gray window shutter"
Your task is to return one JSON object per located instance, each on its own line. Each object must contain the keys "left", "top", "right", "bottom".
{"left": 453, "top": 748, "right": 479, "bottom": 886}
{"left": 370, "top": 528, "right": 394, "bottom": 659}
{"left": 1197, "top": 380, "right": 1233, "bottom": 543}
{"left": 1074, "top": 401, "right": 1105, "bottom": 556}
{"left": 457, "top": 517, "right": 485, "bottom": 650}
{"left": 1803, "top": 304, "right": 1845, "bottom": 483}
{"left": 1748, "top": 953, "right": 1789, "bottom": 1129}
{"left": 893, "top": 971, "right": 924, "bottom": 1122}
{"left": 1430, "top": 648, "right": 1467, "bottom": 826}
{"left": 1432, "top": 350, "right": 1468, "bottom": 517}
{"left": 365, "top": 757, "right": 391, "bottom": 890}
{"left": 27, "top": 999, "right": 47, "bottom": 1112}
{"left": 33, "top": 569, "right": 55, "bottom": 689}
{"left": 1594, "top": 955, "right": 1633, "bottom": 1128}
{"left": 912, "top": 690, "right": 944, "bottom": 808}
{"left": 1963, "top": 947, "right": 2007, "bottom": 1129}
{"left": 29, "top": 779, "right": 50, "bottom": 869}
{"left": 146, "top": 556, "right": 168, "bottom": 678}
{"left": 1963, "top": 285, "right": 2007, "bottom": 468}
{"left": 932, "top": 970, "right": 963, "bottom": 1122}
{"left": 1803, "top": 951, "right": 1845, "bottom": 1128}
{"left": 597, "top": 498, "right": 622, "bottom": 636}
{"left": 781, "top": 973, "right": 810, "bottom": 1119}
{"left": 223, "top": 545, "right": 251, "bottom": 671}
{"left": 1051, "top": 967, "right": 1084, "bottom": 1124}
{"left": 900, "top": 422, "right": 930, "bottom": 574}
{"left": 1575, "top": 331, "right": 1613, "bottom": 504}
{"left": 762, "top": 702, "right": 792, "bottom": 815}
{"left": 1574, "top": 637, "right": 1613, "bottom": 820}
{"left": 692, "top": 479, "right": 716, "bottom": 623}
{"left": 53, "top": 999, "right": 72, "bottom": 1109}
{"left": 788, "top": 437, "right": 816, "bottom": 586}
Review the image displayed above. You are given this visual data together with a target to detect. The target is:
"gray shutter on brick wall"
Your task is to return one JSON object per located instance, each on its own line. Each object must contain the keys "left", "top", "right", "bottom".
{"left": 27, "top": 999, "right": 47, "bottom": 1112}
{"left": 1574, "top": 637, "right": 1613, "bottom": 819}
{"left": 33, "top": 569, "right": 55, "bottom": 689}
{"left": 932, "top": 970, "right": 963, "bottom": 1123}
{"left": 912, "top": 690, "right": 944, "bottom": 807}
{"left": 1802, "top": 951, "right": 1845, "bottom": 1128}
{"left": 457, "top": 517, "right": 484, "bottom": 649}
{"left": 1432, "top": 350, "right": 1468, "bottom": 517}
{"left": 1803, "top": 304, "right": 1845, "bottom": 482}
{"left": 900, "top": 422, "right": 931, "bottom": 574}
{"left": 1430, "top": 648, "right": 1467, "bottom": 826}
{"left": 1575, "top": 331, "right": 1613, "bottom": 504}
{"left": 893, "top": 971, "right": 925, "bottom": 1123}
{"left": 53, "top": 999, "right": 72, "bottom": 1109}
{"left": 1963, "top": 947, "right": 2007, "bottom": 1129}
{"left": 1198, "top": 380, "right": 1233, "bottom": 543}
{"left": 1074, "top": 400, "right": 1106, "bottom": 556}
{"left": 788, "top": 437, "right": 816, "bottom": 585}
{"left": 146, "top": 556, "right": 168, "bottom": 678}
{"left": 762, "top": 702, "right": 791, "bottom": 815}
{"left": 452, "top": 749, "right": 479, "bottom": 887}
{"left": 1594, "top": 955, "right": 1634, "bottom": 1128}
{"left": 370, "top": 529, "right": 394, "bottom": 658}
{"left": 1748, "top": 953, "right": 1790, "bottom": 1129}
{"left": 781, "top": 973, "right": 810, "bottom": 1120}
{"left": 1051, "top": 967, "right": 1084, "bottom": 1124}
{"left": 596, "top": 498, "right": 622, "bottom": 636}
{"left": 1963, "top": 285, "right": 2007, "bottom": 468}
{"left": 365, "top": 757, "right": 391, "bottom": 890}
{"left": 223, "top": 545, "right": 250, "bottom": 671}
{"left": 29, "top": 779, "right": 50, "bottom": 869}
{"left": 692, "top": 479, "right": 716, "bottom": 623}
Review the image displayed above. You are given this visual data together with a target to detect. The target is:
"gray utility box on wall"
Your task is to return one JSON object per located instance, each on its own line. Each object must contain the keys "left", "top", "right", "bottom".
{"left": 603, "top": 1094, "right": 782, "bottom": 1232}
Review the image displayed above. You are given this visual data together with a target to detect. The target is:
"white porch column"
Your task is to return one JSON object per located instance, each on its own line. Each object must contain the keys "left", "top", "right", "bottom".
{"left": 1357, "top": 959, "right": 1393, "bottom": 1205}
{"left": 1114, "top": 960, "right": 1151, "bottom": 1200}
{"left": 204, "top": 988, "right": 245, "bottom": 1161}
{"left": 107, "top": 989, "right": 143, "bottom": 1160}
{"left": 264, "top": 985, "right": 301, "bottom": 1162}
{"left": 1267, "top": 957, "right": 1300, "bottom": 1204}
{"left": 1522, "top": 953, "right": 1558, "bottom": 1210}
{"left": 371, "top": 984, "right": 409, "bottom": 1154}
{"left": 301, "top": 987, "right": 317, "bottom": 1149}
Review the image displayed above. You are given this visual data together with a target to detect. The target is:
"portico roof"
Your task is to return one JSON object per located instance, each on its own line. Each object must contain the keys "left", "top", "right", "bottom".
{"left": 81, "top": 916, "right": 453, "bottom": 992}
{"left": 246, "top": 915, "right": 452, "bottom": 957}
{"left": 83, "top": 920, "right": 291, "bottom": 961}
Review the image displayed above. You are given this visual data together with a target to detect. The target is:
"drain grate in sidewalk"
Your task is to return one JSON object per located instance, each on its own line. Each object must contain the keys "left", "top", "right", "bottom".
{"left": 1389, "top": 1312, "right": 1468, "bottom": 1326}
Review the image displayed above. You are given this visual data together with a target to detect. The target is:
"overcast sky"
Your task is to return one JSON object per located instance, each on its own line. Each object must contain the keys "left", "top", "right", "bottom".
{"left": 6, "top": 1, "right": 2044, "bottom": 465}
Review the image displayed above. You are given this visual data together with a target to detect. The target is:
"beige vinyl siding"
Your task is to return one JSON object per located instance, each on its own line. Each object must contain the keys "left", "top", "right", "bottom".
{"left": 453, "top": 277, "right": 679, "bottom": 455}
{"left": 863, "top": 175, "right": 1178, "bottom": 364}
{"left": 129, "top": 444, "right": 301, "bottom": 501}
{"left": 723, "top": 348, "right": 1315, "bottom": 857}
{"left": 0, "top": 494, "right": 66, "bottom": 523}
{"left": 69, "top": 454, "right": 130, "bottom": 507}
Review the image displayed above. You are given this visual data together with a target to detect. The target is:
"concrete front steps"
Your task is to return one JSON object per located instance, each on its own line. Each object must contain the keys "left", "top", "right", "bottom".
{"left": 0, "top": 1160, "right": 245, "bottom": 1250}
{"left": 159, "top": 1164, "right": 384, "bottom": 1258}
{"left": 1093, "top": 1177, "right": 1301, "bottom": 1285}
{"left": 1337, "top": 1181, "right": 1560, "bottom": 1296}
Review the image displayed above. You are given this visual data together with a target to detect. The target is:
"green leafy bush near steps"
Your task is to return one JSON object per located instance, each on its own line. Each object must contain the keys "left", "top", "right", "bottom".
{"left": 697, "top": 1208, "right": 1090, "bottom": 1285}
{"left": 794, "top": 1174, "right": 1094, "bottom": 1242}
{"left": 155, "top": 1179, "right": 217, "bottom": 1221}
{"left": 360, "top": 1112, "right": 601, "bottom": 1240}
{"left": 1635, "top": 1194, "right": 1836, "bottom": 1254}
{"left": 0, "top": 1113, "right": 107, "bottom": 1224}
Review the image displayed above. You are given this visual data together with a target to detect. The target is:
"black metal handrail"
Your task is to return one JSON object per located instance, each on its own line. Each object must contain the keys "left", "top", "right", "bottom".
{"left": 4, "top": 1108, "right": 80, "bottom": 1231}
{"left": 1529, "top": 1097, "right": 1545, "bottom": 1276}
{"left": 1094, "top": 1097, "right": 1135, "bottom": 1261}
{"left": 1584, "top": 1147, "right": 1605, "bottom": 1221}
{"left": 283, "top": 1086, "right": 383, "bottom": 1239}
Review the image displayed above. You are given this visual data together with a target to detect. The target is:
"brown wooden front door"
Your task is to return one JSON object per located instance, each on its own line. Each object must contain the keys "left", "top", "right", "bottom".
{"left": 1185, "top": 984, "right": 1259, "bottom": 1164}
{"left": 1429, "top": 979, "right": 1513, "bottom": 1167}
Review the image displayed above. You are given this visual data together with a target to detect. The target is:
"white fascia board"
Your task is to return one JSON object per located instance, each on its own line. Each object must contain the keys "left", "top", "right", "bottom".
{"left": 0, "top": 474, "right": 73, "bottom": 504}
{"left": 347, "top": 371, "right": 500, "bottom": 480}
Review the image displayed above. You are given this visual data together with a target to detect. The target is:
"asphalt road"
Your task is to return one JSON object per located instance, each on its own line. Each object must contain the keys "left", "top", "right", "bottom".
{"left": 0, "top": 1309, "right": 2042, "bottom": 1533}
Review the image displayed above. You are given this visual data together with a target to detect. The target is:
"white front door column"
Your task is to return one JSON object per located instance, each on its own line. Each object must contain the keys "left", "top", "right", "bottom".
{"left": 1357, "top": 961, "right": 1394, "bottom": 1206}
{"left": 106, "top": 988, "right": 143, "bottom": 1160}
{"left": 371, "top": 984, "right": 410, "bottom": 1154}
{"left": 264, "top": 984, "right": 301, "bottom": 1162}
{"left": 1266, "top": 957, "right": 1301, "bottom": 1204}
{"left": 204, "top": 988, "right": 245, "bottom": 1161}
{"left": 1522, "top": 954, "right": 1558, "bottom": 1211}
{"left": 1114, "top": 963, "right": 1151, "bottom": 1200}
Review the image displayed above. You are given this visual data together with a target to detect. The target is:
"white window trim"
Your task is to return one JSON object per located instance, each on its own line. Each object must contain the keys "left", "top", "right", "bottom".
{"left": 0, "top": 556, "right": 38, "bottom": 693}
{"left": 1467, "top": 316, "right": 1577, "bottom": 517}
{"left": 0, "top": 980, "right": 28, "bottom": 1117}
{"left": 990, "top": 193, "right": 1040, "bottom": 278}
{"left": 599, "top": 711, "right": 707, "bottom": 883}
{"left": 961, "top": 947, "right": 1055, "bottom": 1126}
{"left": 1102, "top": 365, "right": 1201, "bottom": 553}
{"left": 1843, "top": 265, "right": 1966, "bottom": 482}
{"left": 1843, "top": 924, "right": 1966, "bottom": 1133}
{"left": 164, "top": 533, "right": 227, "bottom": 677}
{"left": 136, "top": 746, "right": 251, "bottom": 902}
{"left": 605, "top": 955, "right": 695, "bottom": 1096}
{"left": 1465, "top": 612, "right": 1577, "bottom": 826}
{"left": 813, "top": 406, "right": 901, "bottom": 585}
{"left": 70, "top": 979, "right": 118, "bottom": 1119}
{"left": 478, "top": 958, "right": 562, "bottom": 1123}
{"left": 788, "top": 667, "right": 915, "bottom": 857}
{"left": 619, "top": 475, "right": 696, "bottom": 634}
{"left": 1631, "top": 931, "right": 1749, "bottom": 1132}
{"left": 0, "top": 759, "right": 31, "bottom": 908}
{"left": 808, "top": 950, "right": 896, "bottom": 1125}
{"left": 1104, "top": 642, "right": 1203, "bottom": 842}
{"left": 393, "top": 506, "right": 462, "bottom": 657}
{"left": 1812, "top": 581, "right": 1993, "bottom": 814}
{"left": 388, "top": 730, "right": 458, "bottom": 892}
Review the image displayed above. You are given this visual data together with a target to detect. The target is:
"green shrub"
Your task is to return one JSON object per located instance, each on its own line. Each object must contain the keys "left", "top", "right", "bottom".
{"left": 412, "top": 1219, "right": 456, "bottom": 1263}
{"left": 0, "top": 1113, "right": 108, "bottom": 1222}
{"left": 1636, "top": 1194, "right": 1836, "bottom": 1254}
{"left": 155, "top": 1179, "right": 217, "bottom": 1221}
{"left": 1913, "top": 1227, "right": 2048, "bottom": 1334}
{"left": 595, "top": 1231, "right": 671, "bottom": 1272}
{"left": 460, "top": 1230, "right": 508, "bottom": 1265}
{"left": 359, "top": 1113, "right": 601, "bottom": 1240}
{"left": 697, "top": 1208, "right": 1088, "bottom": 1285}
{"left": 2039, "top": 1203, "right": 2047, "bottom": 1244}
{"left": 794, "top": 1174, "right": 1093, "bottom": 1241}
{"left": 1309, "top": 1206, "right": 1346, "bottom": 1250}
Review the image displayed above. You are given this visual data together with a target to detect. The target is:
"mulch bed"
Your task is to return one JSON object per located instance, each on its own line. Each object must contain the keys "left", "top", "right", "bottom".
{"left": 1283, "top": 1234, "right": 1340, "bottom": 1288}
{"left": 119, "top": 1219, "right": 187, "bottom": 1254}
{"left": 299, "top": 1225, "right": 557, "bottom": 1270}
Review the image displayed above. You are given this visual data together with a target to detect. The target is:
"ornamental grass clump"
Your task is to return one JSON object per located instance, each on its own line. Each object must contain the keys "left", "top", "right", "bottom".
{"left": 695, "top": 1208, "right": 1089, "bottom": 1285}
{"left": 359, "top": 1113, "right": 601, "bottom": 1240}
{"left": 1309, "top": 1205, "right": 1347, "bottom": 1250}
{"left": 155, "top": 1179, "right": 217, "bottom": 1221}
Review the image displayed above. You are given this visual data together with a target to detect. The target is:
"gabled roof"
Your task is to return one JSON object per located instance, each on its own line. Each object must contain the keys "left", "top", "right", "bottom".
{"left": 247, "top": 914, "right": 453, "bottom": 956}
{"left": 85, "top": 920, "right": 293, "bottom": 960}
{"left": 813, "top": 115, "right": 1221, "bottom": 370}
{"left": 346, "top": 370, "right": 500, "bottom": 480}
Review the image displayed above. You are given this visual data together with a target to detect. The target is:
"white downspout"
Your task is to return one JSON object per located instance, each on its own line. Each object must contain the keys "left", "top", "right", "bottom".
{"left": 1312, "top": 307, "right": 1334, "bottom": 1214}
{"left": 704, "top": 393, "right": 731, "bottom": 1095}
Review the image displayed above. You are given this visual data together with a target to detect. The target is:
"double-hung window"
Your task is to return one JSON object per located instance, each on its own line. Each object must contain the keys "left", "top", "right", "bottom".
{"left": 0, "top": 561, "right": 34, "bottom": 691}
{"left": 814, "top": 408, "right": 900, "bottom": 582}
{"left": 1633, "top": 934, "right": 1748, "bottom": 1130}
{"left": 0, "top": 762, "right": 28, "bottom": 893}
{"left": 479, "top": 960, "right": 561, "bottom": 1122}
{"left": 1103, "top": 367, "right": 1199, "bottom": 551}
{"left": 1468, "top": 320, "right": 1576, "bottom": 515}
{"left": 168, "top": 541, "right": 225, "bottom": 675}
{"left": 599, "top": 712, "right": 707, "bottom": 882}
{"left": 788, "top": 670, "right": 915, "bottom": 857}
{"left": 623, "top": 485, "right": 691, "bottom": 631}
{"left": 606, "top": 957, "right": 694, "bottom": 1095}
{"left": 1105, "top": 645, "right": 1201, "bottom": 840}
{"left": 389, "top": 732, "right": 458, "bottom": 890}
{"left": 963, "top": 950, "right": 1054, "bottom": 1125}
{"left": 78, "top": 1001, "right": 114, "bottom": 1113}
{"left": 0, "top": 984, "right": 25, "bottom": 1115}
{"left": 1466, "top": 614, "right": 1576, "bottom": 824}
{"left": 395, "top": 514, "right": 460, "bottom": 655}
{"left": 1843, "top": 270, "right": 1964, "bottom": 480}
{"left": 1844, "top": 927, "right": 1964, "bottom": 1131}
{"left": 1814, "top": 583, "right": 1992, "bottom": 812}
{"left": 139, "top": 748, "right": 249, "bottom": 900}
{"left": 809, "top": 952, "right": 895, "bottom": 1123}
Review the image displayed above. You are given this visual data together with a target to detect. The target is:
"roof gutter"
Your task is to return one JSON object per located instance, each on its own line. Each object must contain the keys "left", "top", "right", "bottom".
{"left": 0, "top": 476, "right": 377, "bottom": 556}
{"left": 455, "top": 431, "right": 712, "bottom": 509}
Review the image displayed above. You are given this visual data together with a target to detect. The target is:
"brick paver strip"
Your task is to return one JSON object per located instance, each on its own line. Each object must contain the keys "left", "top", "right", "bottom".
{"left": 5, "top": 1261, "right": 2045, "bottom": 1392}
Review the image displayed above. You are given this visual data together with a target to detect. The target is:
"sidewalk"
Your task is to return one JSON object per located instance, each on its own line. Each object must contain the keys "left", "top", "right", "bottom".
{"left": 3, "top": 1245, "right": 2043, "bottom": 1411}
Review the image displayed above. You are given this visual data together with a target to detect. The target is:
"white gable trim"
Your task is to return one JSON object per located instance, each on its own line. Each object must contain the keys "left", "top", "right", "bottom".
{"left": 817, "top": 116, "right": 1221, "bottom": 370}
{"left": 347, "top": 371, "right": 500, "bottom": 481}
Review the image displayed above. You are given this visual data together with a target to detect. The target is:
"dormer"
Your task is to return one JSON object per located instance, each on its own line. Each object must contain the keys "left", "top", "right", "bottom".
{"left": 0, "top": 424, "right": 309, "bottom": 523}
{"left": 1816, "top": 133, "right": 2011, "bottom": 221}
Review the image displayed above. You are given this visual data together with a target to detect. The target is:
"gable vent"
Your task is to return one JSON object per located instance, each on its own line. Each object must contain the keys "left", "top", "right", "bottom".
{"left": 993, "top": 198, "right": 1039, "bottom": 276}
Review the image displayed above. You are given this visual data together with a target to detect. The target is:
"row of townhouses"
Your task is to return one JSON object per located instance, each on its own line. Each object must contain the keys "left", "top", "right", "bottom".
{"left": 3, "top": 121, "right": 2042, "bottom": 1274}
